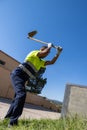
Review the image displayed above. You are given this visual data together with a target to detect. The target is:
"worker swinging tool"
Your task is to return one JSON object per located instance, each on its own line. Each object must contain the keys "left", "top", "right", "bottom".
{"left": 5, "top": 30, "right": 63, "bottom": 127}
{"left": 25, "top": 30, "right": 63, "bottom": 94}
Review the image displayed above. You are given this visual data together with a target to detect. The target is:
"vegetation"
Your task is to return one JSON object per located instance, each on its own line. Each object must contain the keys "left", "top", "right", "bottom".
{"left": 0, "top": 115, "right": 87, "bottom": 130}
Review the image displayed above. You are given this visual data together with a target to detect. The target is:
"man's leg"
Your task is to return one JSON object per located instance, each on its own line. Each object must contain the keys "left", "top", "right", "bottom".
{"left": 5, "top": 94, "right": 16, "bottom": 118}
{"left": 10, "top": 90, "right": 26, "bottom": 125}
{"left": 8, "top": 71, "right": 26, "bottom": 126}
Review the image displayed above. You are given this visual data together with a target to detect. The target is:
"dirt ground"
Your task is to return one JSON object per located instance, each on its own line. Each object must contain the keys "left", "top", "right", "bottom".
{"left": 0, "top": 98, "right": 61, "bottom": 120}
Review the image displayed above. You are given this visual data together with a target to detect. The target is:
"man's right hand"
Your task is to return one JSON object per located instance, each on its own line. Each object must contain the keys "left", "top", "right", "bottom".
{"left": 48, "top": 43, "right": 53, "bottom": 48}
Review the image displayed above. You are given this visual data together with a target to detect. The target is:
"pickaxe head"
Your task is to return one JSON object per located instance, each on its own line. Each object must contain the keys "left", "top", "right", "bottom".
{"left": 28, "top": 30, "right": 37, "bottom": 38}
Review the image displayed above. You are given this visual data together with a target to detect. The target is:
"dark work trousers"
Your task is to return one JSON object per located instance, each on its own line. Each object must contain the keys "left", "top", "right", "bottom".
{"left": 5, "top": 67, "right": 29, "bottom": 125}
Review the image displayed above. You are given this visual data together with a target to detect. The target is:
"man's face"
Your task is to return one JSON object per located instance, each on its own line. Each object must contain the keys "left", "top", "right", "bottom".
{"left": 40, "top": 48, "right": 50, "bottom": 58}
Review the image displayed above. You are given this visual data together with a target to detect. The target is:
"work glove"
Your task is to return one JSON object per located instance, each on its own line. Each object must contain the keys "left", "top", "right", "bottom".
{"left": 56, "top": 46, "right": 63, "bottom": 52}
{"left": 48, "top": 43, "right": 53, "bottom": 48}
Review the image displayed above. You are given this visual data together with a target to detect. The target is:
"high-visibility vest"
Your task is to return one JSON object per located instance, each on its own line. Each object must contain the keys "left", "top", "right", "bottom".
{"left": 24, "top": 50, "right": 46, "bottom": 71}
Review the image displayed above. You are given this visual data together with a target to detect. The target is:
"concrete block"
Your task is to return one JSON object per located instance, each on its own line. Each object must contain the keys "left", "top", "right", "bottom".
{"left": 61, "top": 84, "right": 87, "bottom": 117}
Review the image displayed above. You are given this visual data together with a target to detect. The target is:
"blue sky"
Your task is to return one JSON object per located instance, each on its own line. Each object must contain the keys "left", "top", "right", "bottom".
{"left": 0, "top": 0, "right": 87, "bottom": 101}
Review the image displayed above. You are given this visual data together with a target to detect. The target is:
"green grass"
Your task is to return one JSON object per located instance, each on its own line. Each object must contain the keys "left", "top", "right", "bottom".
{"left": 0, "top": 116, "right": 87, "bottom": 130}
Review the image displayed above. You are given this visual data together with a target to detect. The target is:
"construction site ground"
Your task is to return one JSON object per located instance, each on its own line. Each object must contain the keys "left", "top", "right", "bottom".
{"left": 0, "top": 98, "right": 61, "bottom": 120}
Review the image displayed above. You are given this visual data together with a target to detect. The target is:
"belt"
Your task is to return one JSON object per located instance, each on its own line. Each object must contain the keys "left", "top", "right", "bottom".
{"left": 19, "top": 64, "right": 36, "bottom": 79}
{"left": 24, "top": 61, "right": 38, "bottom": 73}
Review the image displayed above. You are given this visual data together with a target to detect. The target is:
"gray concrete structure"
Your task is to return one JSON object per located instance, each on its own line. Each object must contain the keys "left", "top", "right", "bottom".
{"left": 61, "top": 84, "right": 87, "bottom": 117}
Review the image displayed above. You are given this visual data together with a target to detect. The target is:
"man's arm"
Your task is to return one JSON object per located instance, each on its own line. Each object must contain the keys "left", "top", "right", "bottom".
{"left": 45, "top": 47, "right": 62, "bottom": 66}
{"left": 37, "top": 43, "right": 52, "bottom": 58}
{"left": 37, "top": 47, "right": 50, "bottom": 58}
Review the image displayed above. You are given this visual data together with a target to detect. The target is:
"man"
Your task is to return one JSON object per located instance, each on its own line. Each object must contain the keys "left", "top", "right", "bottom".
{"left": 5, "top": 43, "right": 62, "bottom": 127}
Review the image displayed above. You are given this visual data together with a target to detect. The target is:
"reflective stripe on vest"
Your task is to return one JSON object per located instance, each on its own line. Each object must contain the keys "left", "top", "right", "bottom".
{"left": 24, "top": 61, "right": 38, "bottom": 73}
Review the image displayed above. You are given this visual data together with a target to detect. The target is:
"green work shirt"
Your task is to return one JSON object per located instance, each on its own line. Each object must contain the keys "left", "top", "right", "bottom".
{"left": 24, "top": 50, "right": 46, "bottom": 71}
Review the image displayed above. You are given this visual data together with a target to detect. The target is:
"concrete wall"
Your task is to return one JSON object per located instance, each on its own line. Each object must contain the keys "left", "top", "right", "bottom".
{"left": 26, "top": 93, "right": 59, "bottom": 111}
{"left": 0, "top": 67, "right": 14, "bottom": 98}
{"left": 0, "top": 50, "right": 19, "bottom": 71}
{"left": 0, "top": 50, "right": 19, "bottom": 98}
{"left": 0, "top": 50, "right": 59, "bottom": 112}
{"left": 61, "top": 84, "right": 87, "bottom": 117}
